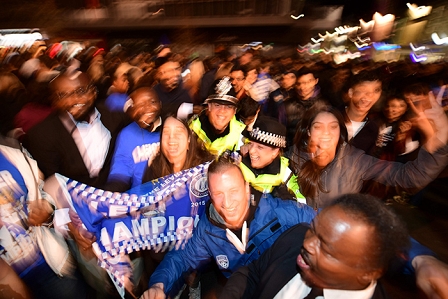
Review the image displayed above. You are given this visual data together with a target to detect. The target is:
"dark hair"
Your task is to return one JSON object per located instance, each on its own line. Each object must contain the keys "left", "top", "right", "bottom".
{"left": 154, "top": 52, "right": 178, "bottom": 70}
{"left": 402, "top": 82, "right": 430, "bottom": 96}
{"left": 329, "top": 194, "right": 410, "bottom": 271}
{"left": 292, "top": 105, "right": 347, "bottom": 199}
{"left": 230, "top": 64, "right": 247, "bottom": 77}
{"left": 294, "top": 105, "right": 347, "bottom": 154}
{"left": 142, "top": 115, "right": 214, "bottom": 182}
{"left": 245, "top": 60, "right": 259, "bottom": 73}
{"left": 237, "top": 97, "right": 261, "bottom": 122}
{"left": 347, "top": 70, "right": 382, "bottom": 89}
{"left": 207, "top": 153, "right": 243, "bottom": 181}
{"left": 296, "top": 67, "right": 315, "bottom": 79}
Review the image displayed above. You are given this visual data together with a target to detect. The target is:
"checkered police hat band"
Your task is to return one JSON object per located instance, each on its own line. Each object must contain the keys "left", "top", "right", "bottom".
{"left": 250, "top": 127, "right": 287, "bottom": 148}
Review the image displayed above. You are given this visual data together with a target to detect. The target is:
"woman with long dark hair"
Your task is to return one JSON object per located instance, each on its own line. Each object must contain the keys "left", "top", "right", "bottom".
{"left": 141, "top": 115, "right": 214, "bottom": 298}
{"left": 142, "top": 115, "right": 214, "bottom": 182}
{"left": 289, "top": 98, "right": 448, "bottom": 209}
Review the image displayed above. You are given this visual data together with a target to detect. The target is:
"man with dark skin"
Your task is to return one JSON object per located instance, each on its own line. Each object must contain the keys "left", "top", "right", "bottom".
{"left": 106, "top": 87, "right": 162, "bottom": 191}
{"left": 26, "top": 71, "right": 126, "bottom": 188}
{"left": 25, "top": 71, "right": 128, "bottom": 298}
{"left": 220, "top": 194, "right": 448, "bottom": 299}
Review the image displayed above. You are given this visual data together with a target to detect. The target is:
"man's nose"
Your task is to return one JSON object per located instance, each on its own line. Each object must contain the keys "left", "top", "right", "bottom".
{"left": 222, "top": 194, "right": 233, "bottom": 208}
{"left": 303, "top": 234, "right": 318, "bottom": 254}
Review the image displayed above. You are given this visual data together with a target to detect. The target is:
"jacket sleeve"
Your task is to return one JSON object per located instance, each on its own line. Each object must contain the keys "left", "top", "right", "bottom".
{"left": 357, "top": 144, "right": 448, "bottom": 194}
{"left": 282, "top": 200, "right": 316, "bottom": 225}
{"left": 148, "top": 219, "right": 213, "bottom": 293}
{"left": 105, "top": 130, "right": 133, "bottom": 191}
{"left": 26, "top": 125, "right": 61, "bottom": 179}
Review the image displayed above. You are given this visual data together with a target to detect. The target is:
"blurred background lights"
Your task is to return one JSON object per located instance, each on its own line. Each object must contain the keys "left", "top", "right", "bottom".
{"left": 407, "top": 3, "right": 432, "bottom": 20}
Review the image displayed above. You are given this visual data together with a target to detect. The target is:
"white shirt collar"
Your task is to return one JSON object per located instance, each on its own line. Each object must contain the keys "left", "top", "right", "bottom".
{"left": 274, "top": 273, "right": 377, "bottom": 299}
{"left": 67, "top": 107, "right": 99, "bottom": 125}
{"left": 323, "top": 280, "right": 377, "bottom": 299}
{"left": 151, "top": 117, "right": 162, "bottom": 132}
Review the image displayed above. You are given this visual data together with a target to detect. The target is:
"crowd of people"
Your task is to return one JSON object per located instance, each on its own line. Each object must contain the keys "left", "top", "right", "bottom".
{"left": 1, "top": 40, "right": 448, "bottom": 299}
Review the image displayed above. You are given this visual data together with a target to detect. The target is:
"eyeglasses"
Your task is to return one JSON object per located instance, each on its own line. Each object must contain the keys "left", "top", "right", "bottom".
{"left": 231, "top": 77, "right": 245, "bottom": 82}
{"left": 56, "top": 85, "right": 97, "bottom": 100}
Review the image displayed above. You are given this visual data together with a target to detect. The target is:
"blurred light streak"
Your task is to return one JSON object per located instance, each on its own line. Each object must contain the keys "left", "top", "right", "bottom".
{"left": 360, "top": 19, "right": 375, "bottom": 32}
{"left": 239, "top": 42, "right": 262, "bottom": 49}
{"left": 291, "top": 14, "right": 304, "bottom": 19}
{"left": 373, "top": 12, "right": 395, "bottom": 24}
{"left": 355, "top": 41, "right": 369, "bottom": 48}
{"left": 410, "top": 52, "right": 427, "bottom": 62}
{"left": 372, "top": 12, "right": 395, "bottom": 41}
{"left": 358, "top": 46, "right": 371, "bottom": 51}
{"left": 357, "top": 36, "right": 371, "bottom": 43}
{"left": 0, "top": 32, "right": 43, "bottom": 48}
{"left": 311, "top": 37, "right": 324, "bottom": 43}
{"left": 298, "top": 43, "right": 314, "bottom": 49}
{"left": 323, "top": 45, "right": 346, "bottom": 53}
{"left": 261, "top": 44, "right": 274, "bottom": 51}
{"left": 431, "top": 33, "right": 448, "bottom": 45}
{"left": 333, "top": 51, "right": 362, "bottom": 64}
{"left": 318, "top": 31, "right": 338, "bottom": 39}
{"left": 407, "top": 3, "right": 432, "bottom": 19}
{"left": 409, "top": 43, "right": 425, "bottom": 51}
{"left": 334, "top": 25, "right": 359, "bottom": 35}
{"left": 151, "top": 8, "right": 164, "bottom": 16}
{"left": 372, "top": 42, "right": 401, "bottom": 50}
{"left": 332, "top": 35, "right": 347, "bottom": 45}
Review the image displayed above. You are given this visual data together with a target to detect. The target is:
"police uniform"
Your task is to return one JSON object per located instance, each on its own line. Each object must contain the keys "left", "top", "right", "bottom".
{"left": 189, "top": 76, "right": 245, "bottom": 156}
{"left": 190, "top": 114, "right": 245, "bottom": 156}
{"left": 240, "top": 116, "right": 305, "bottom": 202}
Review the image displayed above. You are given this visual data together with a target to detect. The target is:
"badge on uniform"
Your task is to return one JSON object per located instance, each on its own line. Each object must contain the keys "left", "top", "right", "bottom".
{"left": 216, "top": 254, "right": 229, "bottom": 269}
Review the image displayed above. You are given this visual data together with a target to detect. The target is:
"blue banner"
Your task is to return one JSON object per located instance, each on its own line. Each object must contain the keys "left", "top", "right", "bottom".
{"left": 44, "top": 162, "right": 211, "bottom": 297}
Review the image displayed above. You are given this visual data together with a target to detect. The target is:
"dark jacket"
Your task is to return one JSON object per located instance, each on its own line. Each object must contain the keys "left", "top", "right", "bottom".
{"left": 340, "top": 107, "right": 381, "bottom": 155}
{"left": 26, "top": 103, "right": 126, "bottom": 188}
{"left": 220, "top": 224, "right": 389, "bottom": 299}
{"left": 289, "top": 142, "right": 448, "bottom": 209}
{"left": 153, "top": 81, "right": 193, "bottom": 119}
{"left": 281, "top": 89, "right": 328, "bottom": 148}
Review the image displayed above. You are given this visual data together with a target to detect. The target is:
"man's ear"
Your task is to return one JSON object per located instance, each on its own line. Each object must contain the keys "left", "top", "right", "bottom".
{"left": 245, "top": 181, "right": 250, "bottom": 197}
{"left": 357, "top": 268, "right": 383, "bottom": 286}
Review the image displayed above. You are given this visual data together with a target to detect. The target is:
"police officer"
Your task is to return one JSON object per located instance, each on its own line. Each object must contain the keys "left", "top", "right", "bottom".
{"left": 189, "top": 76, "right": 246, "bottom": 156}
{"left": 240, "top": 116, "right": 305, "bottom": 202}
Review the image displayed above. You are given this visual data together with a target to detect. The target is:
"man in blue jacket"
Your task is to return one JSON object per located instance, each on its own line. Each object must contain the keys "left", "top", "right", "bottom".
{"left": 141, "top": 156, "right": 316, "bottom": 298}
{"left": 141, "top": 157, "right": 448, "bottom": 299}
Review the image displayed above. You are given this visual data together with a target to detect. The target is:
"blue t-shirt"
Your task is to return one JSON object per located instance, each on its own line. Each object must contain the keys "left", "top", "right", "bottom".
{"left": 0, "top": 152, "right": 45, "bottom": 276}
{"left": 105, "top": 92, "right": 128, "bottom": 112}
{"left": 108, "top": 122, "right": 161, "bottom": 189}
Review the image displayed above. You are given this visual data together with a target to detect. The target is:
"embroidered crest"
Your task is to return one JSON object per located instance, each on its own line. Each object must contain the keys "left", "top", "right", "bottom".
{"left": 216, "top": 255, "right": 229, "bottom": 269}
{"left": 214, "top": 76, "right": 232, "bottom": 97}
